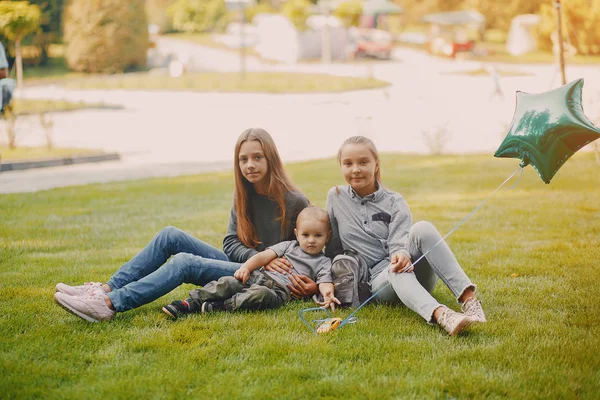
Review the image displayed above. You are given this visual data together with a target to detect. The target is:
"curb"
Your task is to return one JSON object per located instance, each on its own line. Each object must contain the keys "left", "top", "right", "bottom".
{"left": 0, "top": 152, "right": 121, "bottom": 172}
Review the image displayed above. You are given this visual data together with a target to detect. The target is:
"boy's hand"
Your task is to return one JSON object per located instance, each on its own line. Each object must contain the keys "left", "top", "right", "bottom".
{"left": 234, "top": 267, "right": 251, "bottom": 284}
{"left": 389, "top": 253, "right": 413, "bottom": 273}
{"left": 317, "top": 294, "right": 341, "bottom": 312}
{"left": 263, "top": 257, "right": 292, "bottom": 274}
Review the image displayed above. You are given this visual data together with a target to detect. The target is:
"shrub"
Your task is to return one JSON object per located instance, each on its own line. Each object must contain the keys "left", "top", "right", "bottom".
{"left": 63, "top": 0, "right": 148, "bottom": 73}
{"left": 538, "top": 0, "right": 600, "bottom": 56}
{"left": 29, "top": 0, "right": 65, "bottom": 65}
{"left": 245, "top": 1, "right": 277, "bottom": 24}
{"left": 281, "top": 0, "right": 312, "bottom": 31}
{"left": 334, "top": 0, "right": 363, "bottom": 28}
{"left": 146, "top": 0, "right": 173, "bottom": 33}
{"left": 168, "top": 0, "right": 230, "bottom": 33}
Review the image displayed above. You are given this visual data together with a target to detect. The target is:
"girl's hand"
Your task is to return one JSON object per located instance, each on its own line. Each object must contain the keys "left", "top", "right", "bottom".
{"left": 234, "top": 267, "right": 251, "bottom": 284}
{"left": 287, "top": 274, "right": 318, "bottom": 299}
{"left": 263, "top": 257, "right": 292, "bottom": 274}
{"left": 389, "top": 253, "right": 413, "bottom": 273}
{"left": 317, "top": 294, "right": 341, "bottom": 311}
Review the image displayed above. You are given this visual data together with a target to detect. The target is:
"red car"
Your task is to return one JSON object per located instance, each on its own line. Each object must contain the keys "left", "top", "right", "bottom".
{"left": 354, "top": 29, "right": 393, "bottom": 60}
{"left": 428, "top": 36, "right": 475, "bottom": 58}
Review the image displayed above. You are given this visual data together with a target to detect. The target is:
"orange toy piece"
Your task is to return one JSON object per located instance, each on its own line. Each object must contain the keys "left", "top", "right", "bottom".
{"left": 316, "top": 317, "right": 342, "bottom": 334}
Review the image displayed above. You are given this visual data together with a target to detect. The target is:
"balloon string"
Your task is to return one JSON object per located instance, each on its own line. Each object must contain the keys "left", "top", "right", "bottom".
{"left": 336, "top": 166, "right": 524, "bottom": 330}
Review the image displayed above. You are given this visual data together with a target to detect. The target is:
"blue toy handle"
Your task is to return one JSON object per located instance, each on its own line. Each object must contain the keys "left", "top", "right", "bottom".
{"left": 298, "top": 307, "right": 331, "bottom": 334}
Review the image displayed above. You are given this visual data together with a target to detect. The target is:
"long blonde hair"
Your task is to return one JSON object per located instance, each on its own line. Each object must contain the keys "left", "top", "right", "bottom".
{"left": 337, "top": 136, "right": 382, "bottom": 183}
{"left": 234, "top": 128, "right": 300, "bottom": 248}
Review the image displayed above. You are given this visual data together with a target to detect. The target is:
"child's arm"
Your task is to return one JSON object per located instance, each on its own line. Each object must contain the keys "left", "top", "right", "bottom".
{"left": 234, "top": 249, "right": 278, "bottom": 284}
{"left": 315, "top": 282, "right": 341, "bottom": 311}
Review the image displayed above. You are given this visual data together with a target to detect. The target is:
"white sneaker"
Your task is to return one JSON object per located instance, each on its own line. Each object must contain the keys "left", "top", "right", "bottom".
{"left": 437, "top": 307, "right": 473, "bottom": 336}
{"left": 461, "top": 298, "right": 487, "bottom": 323}
{"left": 55, "top": 282, "right": 105, "bottom": 297}
{"left": 54, "top": 292, "right": 115, "bottom": 323}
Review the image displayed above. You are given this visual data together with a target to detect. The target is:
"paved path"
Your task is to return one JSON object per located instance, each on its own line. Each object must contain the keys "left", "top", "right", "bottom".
{"left": 2, "top": 38, "right": 600, "bottom": 194}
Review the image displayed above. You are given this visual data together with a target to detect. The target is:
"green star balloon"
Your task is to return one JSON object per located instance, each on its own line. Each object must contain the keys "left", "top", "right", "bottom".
{"left": 494, "top": 79, "right": 600, "bottom": 183}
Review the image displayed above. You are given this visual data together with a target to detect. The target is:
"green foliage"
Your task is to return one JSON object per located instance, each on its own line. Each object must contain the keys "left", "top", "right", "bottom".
{"left": 0, "top": 1, "right": 42, "bottom": 42}
{"left": 0, "top": 1, "right": 42, "bottom": 87}
{"left": 29, "top": 0, "right": 64, "bottom": 36}
{"left": 398, "top": 0, "right": 464, "bottom": 26}
{"left": 333, "top": 0, "right": 363, "bottom": 27}
{"left": 1, "top": 153, "right": 600, "bottom": 398}
{"left": 245, "top": 1, "right": 278, "bottom": 23}
{"left": 281, "top": 0, "right": 312, "bottom": 31}
{"left": 168, "top": 0, "right": 230, "bottom": 33}
{"left": 146, "top": 0, "right": 174, "bottom": 33}
{"left": 27, "top": 0, "right": 65, "bottom": 65}
{"left": 538, "top": 0, "right": 600, "bottom": 56}
{"left": 63, "top": 0, "right": 148, "bottom": 73}
{"left": 462, "top": 0, "right": 545, "bottom": 31}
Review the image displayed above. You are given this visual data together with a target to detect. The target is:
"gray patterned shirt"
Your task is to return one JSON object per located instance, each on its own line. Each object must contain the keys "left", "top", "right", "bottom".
{"left": 264, "top": 240, "right": 332, "bottom": 289}
{"left": 325, "top": 184, "right": 412, "bottom": 280}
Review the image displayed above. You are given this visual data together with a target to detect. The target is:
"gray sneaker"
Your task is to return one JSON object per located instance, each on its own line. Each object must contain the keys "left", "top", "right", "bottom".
{"left": 201, "top": 301, "right": 226, "bottom": 313}
{"left": 437, "top": 307, "right": 473, "bottom": 336}
{"left": 462, "top": 298, "right": 487, "bottom": 323}
{"left": 55, "top": 282, "right": 105, "bottom": 297}
{"left": 54, "top": 292, "right": 115, "bottom": 323}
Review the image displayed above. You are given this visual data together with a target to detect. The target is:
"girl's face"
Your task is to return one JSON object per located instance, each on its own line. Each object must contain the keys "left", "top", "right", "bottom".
{"left": 238, "top": 140, "right": 269, "bottom": 191}
{"left": 339, "top": 143, "right": 379, "bottom": 197}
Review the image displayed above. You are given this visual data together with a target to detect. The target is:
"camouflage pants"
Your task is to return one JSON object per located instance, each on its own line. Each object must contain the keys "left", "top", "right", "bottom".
{"left": 188, "top": 271, "right": 290, "bottom": 312}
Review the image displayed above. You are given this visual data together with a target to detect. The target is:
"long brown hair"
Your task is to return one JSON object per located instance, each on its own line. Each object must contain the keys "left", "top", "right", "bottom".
{"left": 234, "top": 128, "right": 300, "bottom": 248}
{"left": 337, "top": 135, "right": 382, "bottom": 183}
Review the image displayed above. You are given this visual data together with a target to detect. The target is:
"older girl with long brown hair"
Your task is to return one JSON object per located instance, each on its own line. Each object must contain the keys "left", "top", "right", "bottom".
{"left": 54, "top": 128, "right": 314, "bottom": 322}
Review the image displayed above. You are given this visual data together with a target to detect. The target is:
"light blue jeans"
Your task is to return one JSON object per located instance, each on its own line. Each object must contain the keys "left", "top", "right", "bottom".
{"left": 371, "top": 221, "right": 475, "bottom": 323}
{"left": 105, "top": 226, "right": 240, "bottom": 312}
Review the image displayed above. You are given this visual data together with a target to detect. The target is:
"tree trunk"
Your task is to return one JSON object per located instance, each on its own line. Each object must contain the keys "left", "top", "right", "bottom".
{"left": 15, "top": 38, "right": 23, "bottom": 90}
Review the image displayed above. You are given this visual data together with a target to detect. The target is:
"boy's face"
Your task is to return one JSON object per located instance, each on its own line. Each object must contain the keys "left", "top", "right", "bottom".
{"left": 294, "top": 217, "right": 331, "bottom": 255}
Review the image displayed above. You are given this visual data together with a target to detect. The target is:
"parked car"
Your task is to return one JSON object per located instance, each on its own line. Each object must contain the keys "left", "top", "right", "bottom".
{"left": 353, "top": 28, "right": 393, "bottom": 59}
{"left": 428, "top": 35, "right": 475, "bottom": 58}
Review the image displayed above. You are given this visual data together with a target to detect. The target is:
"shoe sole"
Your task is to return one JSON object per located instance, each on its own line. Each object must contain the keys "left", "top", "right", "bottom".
{"left": 53, "top": 293, "right": 99, "bottom": 323}
{"left": 55, "top": 284, "right": 105, "bottom": 297}
{"left": 449, "top": 317, "right": 473, "bottom": 336}
{"left": 469, "top": 317, "right": 487, "bottom": 323}
{"left": 162, "top": 306, "right": 178, "bottom": 320}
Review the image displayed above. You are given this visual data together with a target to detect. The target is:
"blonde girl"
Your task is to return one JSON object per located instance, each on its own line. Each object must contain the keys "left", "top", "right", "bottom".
{"left": 326, "top": 136, "right": 486, "bottom": 336}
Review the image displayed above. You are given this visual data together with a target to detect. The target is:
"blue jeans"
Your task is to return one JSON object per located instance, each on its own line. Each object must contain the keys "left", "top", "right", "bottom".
{"left": 106, "top": 226, "right": 240, "bottom": 312}
{"left": 371, "top": 221, "right": 475, "bottom": 323}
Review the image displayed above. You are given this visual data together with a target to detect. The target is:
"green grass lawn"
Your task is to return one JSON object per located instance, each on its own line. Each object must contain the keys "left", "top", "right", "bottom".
{"left": 1, "top": 152, "right": 599, "bottom": 398}
{"left": 0, "top": 146, "right": 105, "bottom": 161}
{"left": 62, "top": 71, "right": 388, "bottom": 93}
{"left": 21, "top": 44, "right": 387, "bottom": 93}
{"left": 9, "top": 98, "right": 121, "bottom": 116}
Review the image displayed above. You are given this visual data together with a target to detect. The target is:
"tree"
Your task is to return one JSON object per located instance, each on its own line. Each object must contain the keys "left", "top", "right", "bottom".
{"left": 146, "top": 0, "right": 174, "bottom": 33}
{"left": 334, "top": 0, "right": 363, "bottom": 27}
{"left": 29, "top": 0, "right": 66, "bottom": 64}
{"left": 281, "top": 0, "right": 312, "bottom": 31}
{"left": 463, "top": 0, "right": 545, "bottom": 31}
{"left": 63, "top": 0, "right": 148, "bottom": 73}
{"left": 538, "top": 0, "right": 600, "bottom": 56}
{"left": 0, "top": 1, "right": 41, "bottom": 89}
{"left": 168, "top": 0, "right": 230, "bottom": 33}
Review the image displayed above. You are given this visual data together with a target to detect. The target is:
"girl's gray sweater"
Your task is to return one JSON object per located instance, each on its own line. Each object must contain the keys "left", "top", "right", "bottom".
{"left": 325, "top": 184, "right": 412, "bottom": 280}
{"left": 223, "top": 189, "right": 309, "bottom": 263}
